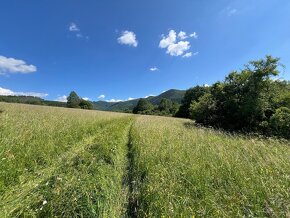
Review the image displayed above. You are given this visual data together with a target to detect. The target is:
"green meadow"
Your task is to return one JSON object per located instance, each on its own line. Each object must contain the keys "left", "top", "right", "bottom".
{"left": 1, "top": 102, "right": 289, "bottom": 217}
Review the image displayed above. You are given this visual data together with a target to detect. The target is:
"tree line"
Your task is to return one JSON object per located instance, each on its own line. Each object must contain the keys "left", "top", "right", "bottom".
{"left": 134, "top": 56, "right": 290, "bottom": 139}
{"left": 174, "top": 56, "right": 290, "bottom": 139}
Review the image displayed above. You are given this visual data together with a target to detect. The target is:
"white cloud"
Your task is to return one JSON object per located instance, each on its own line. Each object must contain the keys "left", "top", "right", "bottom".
{"left": 159, "top": 30, "right": 177, "bottom": 48}
{"left": 204, "top": 84, "right": 210, "bottom": 87}
{"left": 98, "top": 94, "right": 105, "bottom": 99}
{"left": 190, "top": 32, "right": 198, "bottom": 39}
{"left": 107, "top": 99, "right": 124, "bottom": 103}
{"left": 150, "top": 67, "right": 159, "bottom": 72}
{"left": 178, "top": 31, "right": 187, "bottom": 40}
{"left": 159, "top": 30, "right": 198, "bottom": 57}
{"left": 182, "top": 52, "right": 192, "bottom": 58}
{"left": 183, "top": 51, "right": 199, "bottom": 58}
{"left": 56, "top": 95, "right": 67, "bottom": 102}
{"left": 105, "top": 97, "right": 135, "bottom": 102}
{"left": 0, "top": 87, "right": 48, "bottom": 98}
{"left": 167, "top": 41, "right": 190, "bottom": 56}
{"left": 144, "top": 94, "right": 155, "bottom": 98}
{"left": 69, "top": 23, "right": 80, "bottom": 32}
{"left": 0, "top": 55, "right": 37, "bottom": 75}
{"left": 82, "top": 97, "right": 90, "bottom": 101}
{"left": 68, "top": 22, "right": 88, "bottom": 39}
{"left": 118, "top": 31, "right": 138, "bottom": 47}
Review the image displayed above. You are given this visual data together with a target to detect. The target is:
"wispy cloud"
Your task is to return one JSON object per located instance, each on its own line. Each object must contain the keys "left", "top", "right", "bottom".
{"left": 150, "top": 67, "right": 159, "bottom": 72}
{"left": 0, "top": 87, "right": 48, "bottom": 98}
{"left": 222, "top": 7, "right": 238, "bottom": 16}
{"left": 68, "top": 22, "right": 88, "bottom": 39}
{"left": 182, "top": 51, "right": 198, "bottom": 58}
{"left": 0, "top": 55, "right": 37, "bottom": 75}
{"left": 159, "top": 30, "right": 198, "bottom": 57}
{"left": 69, "top": 22, "right": 80, "bottom": 32}
{"left": 117, "top": 31, "right": 138, "bottom": 47}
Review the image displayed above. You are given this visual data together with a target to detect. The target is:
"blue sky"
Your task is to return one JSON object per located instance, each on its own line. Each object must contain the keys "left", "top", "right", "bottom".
{"left": 0, "top": 0, "right": 290, "bottom": 102}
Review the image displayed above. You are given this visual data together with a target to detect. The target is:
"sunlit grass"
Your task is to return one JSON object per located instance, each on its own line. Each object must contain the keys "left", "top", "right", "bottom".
{"left": 1, "top": 103, "right": 289, "bottom": 217}
{"left": 0, "top": 103, "right": 134, "bottom": 217}
{"left": 130, "top": 116, "right": 290, "bottom": 217}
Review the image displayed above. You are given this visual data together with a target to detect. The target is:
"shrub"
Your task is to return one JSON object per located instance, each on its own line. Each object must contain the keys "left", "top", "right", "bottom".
{"left": 270, "top": 107, "right": 290, "bottom": 139}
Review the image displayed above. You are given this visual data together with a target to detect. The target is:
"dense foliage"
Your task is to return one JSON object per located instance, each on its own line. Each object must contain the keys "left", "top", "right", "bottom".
{"left": 133, "top": 98, "right": 179, "bottom": 116}
{"left": 178, "top": 56, "right": 290, "bottom": 139}
{"left": 67, "top": 91, "right": 93, "bottom": 110}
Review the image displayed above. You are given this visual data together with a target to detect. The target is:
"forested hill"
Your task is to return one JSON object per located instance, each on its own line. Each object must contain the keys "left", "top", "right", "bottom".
{"left": 93, "top": 89, "right": 185, "bottom": 112}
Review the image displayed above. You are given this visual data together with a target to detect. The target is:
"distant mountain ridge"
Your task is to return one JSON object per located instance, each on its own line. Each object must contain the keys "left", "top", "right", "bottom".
{"left": 93, "top": 89, "right": 185, "bottom": 112}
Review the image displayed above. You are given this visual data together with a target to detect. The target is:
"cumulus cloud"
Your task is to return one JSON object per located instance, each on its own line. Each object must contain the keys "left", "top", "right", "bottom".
{"left": 128, "top": 97, "right": 135, "bottom": 101}
{"left": 98, "top": 94, "right": 105, "bottom": 99}
{"left": 167, "top": 41, "right": 190, "bottom": 56}
{"left": 56, "top": 95, "right": 67, "bottom": 102}
{"left": 159, "top": 30, "right": 177, "bottom": 48}
{"left": 82, "top": 97, "right": 90, "bottom": 101}
{"left": 69, "top": 22, "right": 80, "bottom": 32}
{"left": 178, "top": 31, "right": 187, "bottom": 40}
{"left": 159, "top": 30, "right": 198, "bottom": 57}
{"left": 118, "top": 31, "right": 138, "bottom": 47}
{"left": 0, "top": 55, "right": 37, "bottom": 75}
{"left": 150, "top": 67, "right": 159, "bottom": 72}
{"left": 0, "top": 87, "right": 48, "bottom": 98}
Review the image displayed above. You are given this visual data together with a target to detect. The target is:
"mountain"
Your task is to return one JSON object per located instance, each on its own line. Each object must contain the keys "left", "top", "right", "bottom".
{"left": 93, "top": 89, "right": 185, "bottom": 112}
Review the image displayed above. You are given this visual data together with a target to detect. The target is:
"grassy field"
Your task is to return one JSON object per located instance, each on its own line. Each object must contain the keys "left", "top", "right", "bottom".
{"left": 0, "top": 102, "right": 289, "bottom": 217}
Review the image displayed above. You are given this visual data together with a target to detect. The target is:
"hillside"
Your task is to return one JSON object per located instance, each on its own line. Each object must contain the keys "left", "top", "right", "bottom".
{"left": 93, "top": 89, "right": 185, "bottom": 112}
{"left": 0, "top": 95, "right": 67, "bottom": 107}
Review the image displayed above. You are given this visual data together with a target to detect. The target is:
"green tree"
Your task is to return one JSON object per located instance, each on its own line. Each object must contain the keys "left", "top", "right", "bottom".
{"left": 176, "top": 86, "right": 209, "bottom": 118}
{"left": 189, "top": 93, "right": 217, "bottom": 125}
{"left": 79, "top": 99, "right": 93, "bottom": 110}
{"left": 133, "top": 99, "right": 154, "bottom": 114}
{"left": 158, "top": 98, "right": 173, "bottom": 112}
{"left": 270, "top": 107, "right": 290, "bottom": 139}
{"left": 67, "top": 91, "right": 81, "bottom": 108}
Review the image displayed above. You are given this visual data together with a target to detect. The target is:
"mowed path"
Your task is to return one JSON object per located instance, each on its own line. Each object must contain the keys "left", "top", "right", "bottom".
{"left": 0, "top": 103, "right": 289, "bottom": 217}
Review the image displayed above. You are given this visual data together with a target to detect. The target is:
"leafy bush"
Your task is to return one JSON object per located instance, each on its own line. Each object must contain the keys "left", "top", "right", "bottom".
{"left": 270, "top": 107, "right": 290, "bottom": 139}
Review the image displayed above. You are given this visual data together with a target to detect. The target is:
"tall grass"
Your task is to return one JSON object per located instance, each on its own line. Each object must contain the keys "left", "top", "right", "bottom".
{"left": 1, "top": 103, "right": 289, "bottom": 217}
{"left": 130, "top": 116, "right": 290, "bottom": 217}
{"left": 0, "top": 103, "right": 134, "bottom": 217}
